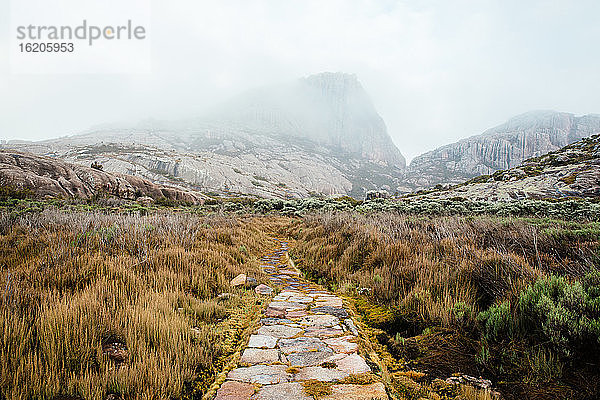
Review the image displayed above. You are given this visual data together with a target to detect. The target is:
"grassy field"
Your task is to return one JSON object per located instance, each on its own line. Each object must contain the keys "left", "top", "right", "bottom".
{"left": 0, "top": 208, "right": 289, "bottom": 399}
{"left": 288, "top": 212, "right": 600, "bottom": 399}
{"left": 1, "top": 199, "right": 599, "bottom": 399}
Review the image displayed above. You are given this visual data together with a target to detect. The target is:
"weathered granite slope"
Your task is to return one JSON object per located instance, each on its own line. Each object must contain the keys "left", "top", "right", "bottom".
{"left": 0, "top": 150, "right": 204, "bottom": 203}
{"left": 420, "top": 134, "right": 600, "bottom": 201}
{"left": 403, "top": 111, "right": 600, "bottom": 191}
{"left": 2, "top": 73, "right": 405, "bottom": 199}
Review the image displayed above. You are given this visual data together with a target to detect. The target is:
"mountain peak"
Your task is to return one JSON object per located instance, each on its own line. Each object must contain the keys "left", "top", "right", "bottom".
{"left": 303, "top": 72, "right": 360, "bottom": 89}
{"left": 208, "top": 72, "right": 406, "bottom": 168}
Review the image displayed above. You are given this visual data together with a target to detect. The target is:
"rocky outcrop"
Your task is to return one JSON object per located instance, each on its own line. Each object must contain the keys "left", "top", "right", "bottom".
{"left": 403, "top": 111, "right": 600, "bottom": 191}
{"left": 420, "top": 134, "right": 600, "bottom": 201}
{"left": 0, "top": 150, "right": 204, "bottom": 203}
{"left": 2, "top": 73, "right": 406, "bottom": 199}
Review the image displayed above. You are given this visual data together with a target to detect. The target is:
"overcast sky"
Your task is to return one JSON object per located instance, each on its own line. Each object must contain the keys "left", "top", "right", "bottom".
{"left": 1, "top": 0, "right": 599, "bottom": 162}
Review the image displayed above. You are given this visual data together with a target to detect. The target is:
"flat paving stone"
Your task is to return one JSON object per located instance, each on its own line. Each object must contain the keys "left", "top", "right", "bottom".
{"left": 311, "top": 306, "right": 349, "bottom": 319}
{"left": 321, "top": 383, "right": 388, "bottom": 400}
{"left": 304, "top": 325, "right": 345, "bottom": 338}
{"left": 215, "top": 381, "right": 255, "bottom": 400}
{"left": 293, "top": 366, "right": 349, "bottom": 382}
{"left": 334, "top": 353, "right": 371, "bottom": 374}
{"left": 247, "top": 334, "right": 277, "bottom": 349}
{"left": 343, "top": 319, "right": 359, "bottom": 336}
{"left": 269, "top": 301, "right": 307, "bottom": 310}
{"left": 227, "top": 365, "right": 290, "bottom": 385}
{"left": 323, "top": 336, "right": 359, "bottom": 354}
{"left": 261, "top": 317, "right": 293, "bottom": 326}
{"left": 278, "top": 337, "right": 330, "bottom": 354}
{"left": 265, "top": 307, "right": 286, "bottom": 318}
{"left": 300, "top": 314, "right": 340, "bottom": 327}
{"left": 278, "top": 269, "right": 301, "bottom": 275}
{"left": 257, "top": 325, "right": 303, "bottom": 338}
{"left": 279, "top": 291, "right": 303, "bottom": 297}
{"left": 286, "top": 310, "right": 309, "bottom": 318}
{"left": 253, "top": 382, "right": 311, "bottom": 400}
{"left": 287, "top": 296, "right": 313, "bottom": 303}
{"left": 240, "top": 348, "right": 285, "bottom": 365}
{"left": 287, "top": 350, "right": 334, "bottom": 367}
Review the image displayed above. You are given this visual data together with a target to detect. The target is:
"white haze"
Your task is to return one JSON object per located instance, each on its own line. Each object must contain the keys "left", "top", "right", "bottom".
{"left": 0, "top": 0, "right": 599, "bottom": 162}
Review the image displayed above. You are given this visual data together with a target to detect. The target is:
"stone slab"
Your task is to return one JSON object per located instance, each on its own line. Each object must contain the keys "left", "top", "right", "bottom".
{"left": 240, "top": 348, "right": 284, "bottom": 365}
{"left": 334, "top": 353, "right": 371, "bottom": 374}
{"left": 257, "top": 325, "right": 303, "bottom": 338}
{"left": 227, "top": 365, "right": 289, "bottom": 385}
{"left": 215, "top": 381, "right": 255, "bottom": 400}
{"left": 323, "top": 336, "right": 359, "bottom": 354}
{"left": 247, "top": 334, "right": 277, "bottom": 349}
{"left": 287, "top": 350, "right": 334, "bottom": 367}
{"left": 253, "top": 382, "right": 312, "bottom": 400}
{"left": 278, "top": 337, "right": 330, "bottom": 354}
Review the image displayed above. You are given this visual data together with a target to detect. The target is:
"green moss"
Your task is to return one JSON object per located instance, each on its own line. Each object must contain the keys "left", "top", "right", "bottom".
{"left": 301, "top": 380, "right": 333, "bottom": 398}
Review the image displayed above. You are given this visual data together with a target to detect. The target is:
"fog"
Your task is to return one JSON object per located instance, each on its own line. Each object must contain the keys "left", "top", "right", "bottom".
{"left": 1, "top": 0, "right": 599, "bottom": 162}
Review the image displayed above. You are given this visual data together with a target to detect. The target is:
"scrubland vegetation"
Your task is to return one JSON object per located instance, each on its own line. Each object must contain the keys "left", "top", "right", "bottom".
{"left": 288, "top": 212, "right": 600, "bottom": 399}
{"left": 1, "top": 193, "right": 599, "bottom": 399}
{"left": 0, "top": 208, "right": 287, "bottom": 399}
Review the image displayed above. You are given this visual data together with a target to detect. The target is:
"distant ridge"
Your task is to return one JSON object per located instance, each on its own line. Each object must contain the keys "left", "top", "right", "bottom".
{"left": 400, "top": 110, "right": 600, "bottom": 191}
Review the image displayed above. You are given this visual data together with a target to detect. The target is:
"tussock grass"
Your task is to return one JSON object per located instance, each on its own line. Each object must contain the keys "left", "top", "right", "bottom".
{"left": 291, "top": 213, "right": 596, "bottom": 329}
{"left": 289, "top": 212, "right": 600, "bottom": 399}
{"left": 0, "top": 209, "right": 288, "bottom": 399}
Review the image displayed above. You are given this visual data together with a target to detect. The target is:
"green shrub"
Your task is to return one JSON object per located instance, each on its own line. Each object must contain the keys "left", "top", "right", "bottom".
{"left": 518, "top": 272, "right": 600, "bottom": 357}
{"left": 477, "top": 301, "right": 513, "bottom": 341}
{"left": 478, "top": 271, "right": 600, "bottom": 359}
{"left": 451, "top": 301, "right": 474, "bottom": 328}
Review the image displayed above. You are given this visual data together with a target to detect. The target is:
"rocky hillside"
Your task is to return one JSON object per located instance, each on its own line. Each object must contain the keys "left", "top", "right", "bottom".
{"left": 3, "top": 73, "right": 405, "bottom": 199}
{"left": 402, "top": 111, "right": 600, "bottom": 191}
{"left": 419, "top": 134, "right": 600, "bottom": 201}
{"left": 0, "top": 150, "right": 204, "bottom": 203}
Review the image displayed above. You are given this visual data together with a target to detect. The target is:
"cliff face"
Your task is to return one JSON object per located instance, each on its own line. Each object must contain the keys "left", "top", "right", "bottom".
{"left": 0, "top": 151, "right": 204, "bottom": 203}
{"left": 403, "top": 111, "right": 600, "bottom": 190}
{"left": 208, "top": 72, "right": 406, "bottom": 168}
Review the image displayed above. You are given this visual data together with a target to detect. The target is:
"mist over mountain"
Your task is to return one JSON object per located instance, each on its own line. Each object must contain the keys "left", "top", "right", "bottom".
{"left": 401, "top": 110, "right": 600, "bottom": 191}
{"left": 204, "top": 72, "right": 405, "bottom": 168}
{"left": 3, "top": 73, "right": 406, "bottom": 199}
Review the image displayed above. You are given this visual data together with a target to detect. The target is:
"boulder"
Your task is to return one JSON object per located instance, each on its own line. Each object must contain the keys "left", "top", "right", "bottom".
{"left": 255, "top": 284, "right": 274, "bottom": 295}
{"left": 231, "top": 274, "right": 247, "bottom": 287}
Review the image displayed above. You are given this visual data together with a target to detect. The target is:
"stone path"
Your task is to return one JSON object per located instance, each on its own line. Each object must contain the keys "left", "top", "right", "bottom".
{"left": 214, "top": 239, "right": 389, "bottom": 400}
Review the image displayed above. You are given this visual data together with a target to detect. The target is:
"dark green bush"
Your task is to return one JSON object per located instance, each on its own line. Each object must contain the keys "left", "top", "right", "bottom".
{"left": 477, "top": 301, "right": 513, "bottom": 341}
{"left": 518, "top": 272, "right": 600, "bottom": 357}
{"left": 478, "top": 271, "right": 600, "bottom": 359}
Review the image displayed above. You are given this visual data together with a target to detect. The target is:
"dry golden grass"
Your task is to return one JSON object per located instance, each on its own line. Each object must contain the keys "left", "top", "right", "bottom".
{"left": 0, "top": 209, "right": 291, "bottom": 399}
{"left": 290, "top": 212, "right": 596, "bottom": 330}
{"left": 288, "top": 212, "right": 600, "bottom": 399}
